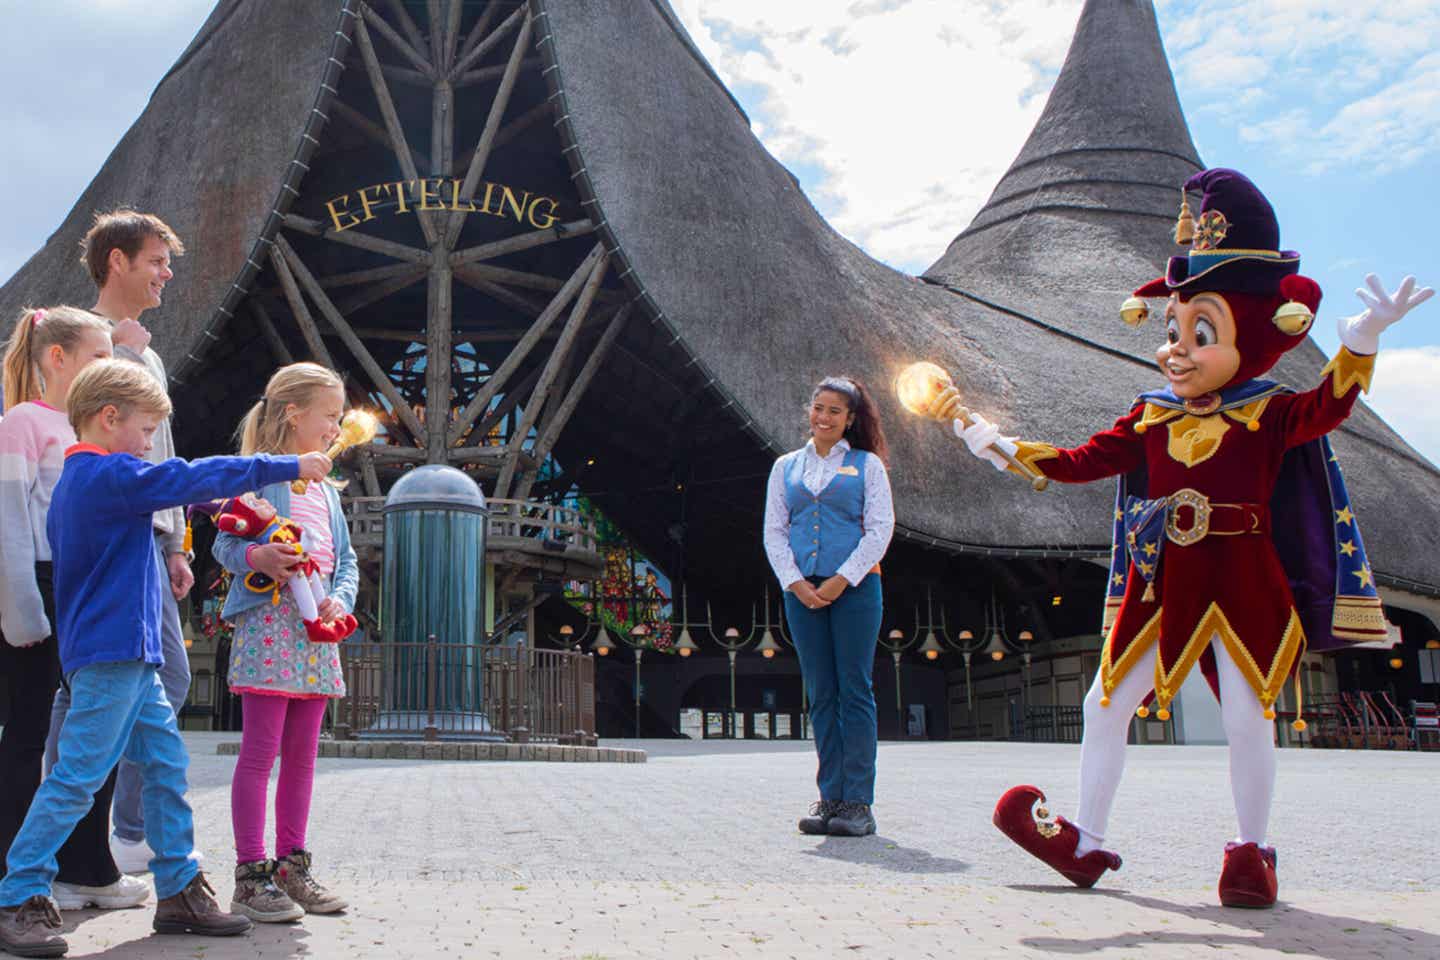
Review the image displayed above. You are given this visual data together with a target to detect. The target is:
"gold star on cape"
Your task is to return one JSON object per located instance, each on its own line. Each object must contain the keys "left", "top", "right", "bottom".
{"left": 1352, "top": 565, "right": 1374, "bottom": 589}
{"left": 1143, "top": 542, "right": 1158, "bottom": 557}
{"left": 1338, "top": 540, "right": 1357, "bottom": 557}
{"left": 1335, "top": 506, "right": 1354, "bottom": 526}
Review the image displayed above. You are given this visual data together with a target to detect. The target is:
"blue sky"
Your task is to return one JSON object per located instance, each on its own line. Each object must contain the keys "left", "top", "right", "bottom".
{"left": 1, "top": 0, "right": 1436, "bottom": 462}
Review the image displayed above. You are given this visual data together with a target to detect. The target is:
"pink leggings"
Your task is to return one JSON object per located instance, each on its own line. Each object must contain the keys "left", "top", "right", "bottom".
{"left": 231, "top": 693, "right": 329, "bottom": 864}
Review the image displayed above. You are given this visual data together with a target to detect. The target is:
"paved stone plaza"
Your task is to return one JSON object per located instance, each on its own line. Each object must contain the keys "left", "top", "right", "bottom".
{"left": 42, "top": 734, "right": 1440, "bottom": 958}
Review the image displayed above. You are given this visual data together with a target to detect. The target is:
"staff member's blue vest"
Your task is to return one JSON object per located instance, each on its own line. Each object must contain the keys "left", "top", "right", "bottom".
{"left": 783, "top": 448, "right": 870, "bottom": 579}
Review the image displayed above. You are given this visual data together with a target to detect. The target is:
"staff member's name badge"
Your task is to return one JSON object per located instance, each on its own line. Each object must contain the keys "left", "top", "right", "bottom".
{"left": 837, "top": 465, "right": 860, "bottom": 477}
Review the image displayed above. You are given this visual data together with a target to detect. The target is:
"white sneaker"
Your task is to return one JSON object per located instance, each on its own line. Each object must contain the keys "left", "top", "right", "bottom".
{"left": 109, "top": 835, "right": 153, "bottom": 875}
{"left": 52, "top": 874, "right": 150, "bottom": 910}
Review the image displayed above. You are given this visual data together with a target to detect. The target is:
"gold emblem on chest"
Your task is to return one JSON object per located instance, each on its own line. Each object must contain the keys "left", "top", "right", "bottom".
{"left": 1166, "top": 414, "right": 1230, "bottom": 468}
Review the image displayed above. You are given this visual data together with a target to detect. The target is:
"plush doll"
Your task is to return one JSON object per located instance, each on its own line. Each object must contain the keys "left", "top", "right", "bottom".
{"left": 198, "top": 492, "right": 357, "bottom": 644}
{"left": 955, "top": 168, "right": 1432, "bottom": 907}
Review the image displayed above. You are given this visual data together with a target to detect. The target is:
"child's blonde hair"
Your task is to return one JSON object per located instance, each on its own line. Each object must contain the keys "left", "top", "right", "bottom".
{"left": 238, "top": 362, "right": 344, "bottom": 455}
{"left": 3, "top": 306, "right": 112, "bottom": 411}
{"left": 66, "top": 358, "right": 172, "bottom": 432}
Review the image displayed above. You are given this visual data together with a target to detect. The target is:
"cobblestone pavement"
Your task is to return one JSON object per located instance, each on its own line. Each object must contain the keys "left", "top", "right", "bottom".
{"left": 41, "top": 734, "right": 1440, "bottom": 958}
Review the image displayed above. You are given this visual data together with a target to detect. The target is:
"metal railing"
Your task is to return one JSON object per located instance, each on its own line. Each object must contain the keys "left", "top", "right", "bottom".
{"left": 343, "top": 496, "right": 600, "bottom": 555}
{"left": 1013, "top": 705, "right": 1085, "bottom": 743}
{"left": 334, "top": 638, "right": 596, "bottom": 745}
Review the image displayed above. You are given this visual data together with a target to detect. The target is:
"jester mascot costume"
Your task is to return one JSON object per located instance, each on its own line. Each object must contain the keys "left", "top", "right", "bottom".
{"left": 958, "top": 169, "right": 1433, "bottom": 907}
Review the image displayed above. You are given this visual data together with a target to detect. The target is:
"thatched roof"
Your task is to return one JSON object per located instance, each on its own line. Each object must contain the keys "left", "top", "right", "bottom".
{"left": 2, "top": 0, "right": 1435, "bottom": 596}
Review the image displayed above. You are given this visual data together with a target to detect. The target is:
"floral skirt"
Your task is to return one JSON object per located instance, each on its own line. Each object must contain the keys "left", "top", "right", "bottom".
{"left": 227, "top": 594, "right": 346, "bottom": 699}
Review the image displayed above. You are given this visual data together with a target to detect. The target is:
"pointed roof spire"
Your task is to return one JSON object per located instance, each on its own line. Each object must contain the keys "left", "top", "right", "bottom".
{"left": 924, "top": 0, "right": 1203, "bottom": 358}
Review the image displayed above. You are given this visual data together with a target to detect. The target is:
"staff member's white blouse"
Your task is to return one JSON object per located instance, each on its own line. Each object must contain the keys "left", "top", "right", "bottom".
{"left": 763, "top": 438, "right": 894, "bottom": 589}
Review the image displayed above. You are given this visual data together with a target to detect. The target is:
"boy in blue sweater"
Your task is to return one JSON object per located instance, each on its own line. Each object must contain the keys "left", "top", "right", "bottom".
{"left": 0, "top": 360, "right": 330, "bottom": 957}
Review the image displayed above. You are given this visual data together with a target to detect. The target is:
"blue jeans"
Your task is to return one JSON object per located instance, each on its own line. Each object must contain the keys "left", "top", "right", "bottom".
{"left": 46, "top": 536, "right": 191, "bottom": 843}
{"left": 0, "top": 661, "right": 198, "bottom": 905}
{"left": 784, "top": 574, "right": 882, "bottom": 805}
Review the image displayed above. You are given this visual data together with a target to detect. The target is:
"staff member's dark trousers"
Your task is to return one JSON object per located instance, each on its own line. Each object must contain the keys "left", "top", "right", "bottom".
{"left": 784, "top": 573, "right": 882, "bottom": 804}
{"left": 0, "top": 562, "right": 120, "bottom": 886}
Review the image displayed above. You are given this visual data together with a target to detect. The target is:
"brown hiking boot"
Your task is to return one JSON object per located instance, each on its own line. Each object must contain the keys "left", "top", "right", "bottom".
{"left": 0, "top": 896, "right": 67, "bottom": 958}
{"left": 275, "top": 850, "right": 347, "bottom": 914}
{"left": 152, "top": 872, "right": 253, "bottom": 936}
{"left": 229, "top": 860, "right": 303, "bottom": 923}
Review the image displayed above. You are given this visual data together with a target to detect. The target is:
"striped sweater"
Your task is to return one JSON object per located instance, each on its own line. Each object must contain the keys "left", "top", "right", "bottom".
{"left": 0, "top": 401, "right": 74, "bottom": 647}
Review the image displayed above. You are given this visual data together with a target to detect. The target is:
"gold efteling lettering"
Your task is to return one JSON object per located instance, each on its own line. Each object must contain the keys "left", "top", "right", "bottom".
{"left": 323, "top": 178, "right": 561, "bottom": 233}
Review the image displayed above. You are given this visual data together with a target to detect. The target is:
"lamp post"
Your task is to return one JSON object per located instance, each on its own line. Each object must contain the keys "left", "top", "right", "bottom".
{"left": 629, "top": 623, "right": 648, "bottom": 739}
{"left": 876, "top": 624, "right": 918, "bottom": 739}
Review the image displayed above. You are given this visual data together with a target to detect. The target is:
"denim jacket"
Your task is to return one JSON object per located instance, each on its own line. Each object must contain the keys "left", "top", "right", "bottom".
{"left": 212, "top": 479, "right": 358, "bottom": 621}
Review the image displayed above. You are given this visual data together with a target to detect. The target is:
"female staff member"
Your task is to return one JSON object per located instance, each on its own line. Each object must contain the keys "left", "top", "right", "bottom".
{"left": 764, "top": 376, "right": 893, "bottom": 837}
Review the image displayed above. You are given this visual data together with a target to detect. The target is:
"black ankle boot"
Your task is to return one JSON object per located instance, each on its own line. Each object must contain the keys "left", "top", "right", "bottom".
{"left": 827, "top": 802, "right": 877, "bottom": 837}
{"left": 798, "top": 800, "right": 840, "bottom": 835}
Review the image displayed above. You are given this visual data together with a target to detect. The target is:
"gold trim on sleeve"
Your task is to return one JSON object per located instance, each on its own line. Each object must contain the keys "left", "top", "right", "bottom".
{"left": 1319, "top": 346, "right": 1376, "bottom": 398}
{"left": 1007, "top": 440, "right": 1060, "bottom": 478}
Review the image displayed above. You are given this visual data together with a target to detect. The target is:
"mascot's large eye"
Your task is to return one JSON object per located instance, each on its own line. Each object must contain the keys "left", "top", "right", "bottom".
{"left": 1195, "top": 318, "right": 1217, "bottom": 347}
{"left": 1165, "top": 316, "right": 1180, "bottom": 344}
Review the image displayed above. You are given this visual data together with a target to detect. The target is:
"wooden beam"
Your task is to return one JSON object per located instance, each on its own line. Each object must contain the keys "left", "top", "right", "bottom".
{"left": 459, "top": 362, "right": 544, "bottom": 446}
{"left": 368, "top": 444, "right": 425, "bottom": 462}
{"left": 492, "top": 100, "right": 552, "bottom": 150}
{"left": 381, "top": 0, "right": 430, "bottom": 59}
{"left": 379, "top": 64, "right": 434, "bottom": 90}
{"left": 494, "top": 251, "right": 609, "bottom": 499}
{"left": 360, "top": 447, "right": 383, "bottom": 497}
{"left": 268, "top": 247, "right": 337, "bottom": 368}
{"left": 318, "top": 260, "right": 427, "bottom": 290}
{"left": 457, "top": 1, "right": 500, "bottom": 61}
{"left": 274, "top": 234, "right": 427, "bottom": 442}
{"left": 444, "top": 13, "right": 533, "bottom": 248}
{"left": 449, "top": 220, "right": 594, "bottom": 267}
{"left": 362, "top": 2, "right": 434, "bottom": 77}
{"left": 512, "top": 305, "right": 631, "bottom": 502}
{"left": 446, "top": 243, "right": 604, "bottom": 446}
{"left": 354, "top": 15, "right": 438, "bottom": 247}
{"left": 335, "top": 270, "right": 428, "bottom": 316}
{"left": 451, "top": 265, "right": 549, "bottom": 318}
{"left": 450, "top": 3, "right": 524, "bottom": 81}
{"left": 454, "top": 59, "right": 539, "bottom": 90}
{"left": 331, "top": 99, "right": 430, "bottom": 172}
{"left": 247, "top": 299, "right": 294, "bottom": 365}
{"left": 284, "top": 214, "right": 431, "bottom": 266}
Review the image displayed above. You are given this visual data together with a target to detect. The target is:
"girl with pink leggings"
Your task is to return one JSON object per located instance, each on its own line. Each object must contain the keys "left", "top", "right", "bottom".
{"left": 213, "top": 364, "right": 358, "bottom": 922}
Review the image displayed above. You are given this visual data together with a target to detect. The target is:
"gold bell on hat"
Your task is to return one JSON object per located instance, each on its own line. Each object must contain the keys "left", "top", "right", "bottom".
{"left": 1120, "top": 296, "right": 1149, "bottom": 327}
{"left": 1272, "top": 299, "right": 1314, "bottom": 336}
{"left": 1174, "top": 189, "right": 1196, "bottom": 246}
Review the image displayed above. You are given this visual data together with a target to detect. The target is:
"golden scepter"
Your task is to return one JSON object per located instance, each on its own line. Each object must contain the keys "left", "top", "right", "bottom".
{"left": 291, "top": 409, "right": 379, "bottom": 494}
{"left": 894, "top": 362, "right": 1048, "bottom": 492}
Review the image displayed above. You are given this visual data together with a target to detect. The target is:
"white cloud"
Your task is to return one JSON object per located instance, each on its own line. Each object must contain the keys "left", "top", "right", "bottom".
{"left": 1367, "top": 346, "right": 1440, "bottom": 468}
{"left": 1162, "top": 1, "right": 1440, "bottom": 174}
{"left": 672, "top": 0, "right": 1084, "bottom": 270}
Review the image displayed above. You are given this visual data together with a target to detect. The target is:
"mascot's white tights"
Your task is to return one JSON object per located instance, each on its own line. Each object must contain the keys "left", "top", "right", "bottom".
{"left": 1073, "top": 633, "right": 1276, "bottom": 854}
{"left": 287, "top": 570, "right": 329, "bottom": 623}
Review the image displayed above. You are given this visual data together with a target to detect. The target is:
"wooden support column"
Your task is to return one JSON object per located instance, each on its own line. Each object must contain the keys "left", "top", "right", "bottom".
{"left": 381, "top": 0, "right": 430, "bottom": 60}
{"left": 446, "top": 242, "right": 605, "bottom": 446}
{"left": 493, "top": 252, "right": 610, "bottom": 499}
{"left": 274, "top": 234, "right": 427, "bottom": 442}
{"left": 332, "top": 100, "right": 429, "bottom": 172}
{"left": 425, "top": 256, "right": 453, "bottom": 463}
{"left": 461, "top": 363, "right": 543, "bottom": 447}
{"left": 511, "top": 305, "right": 632, "bottom": 502}
{"left": 268, "top": 247, "right": 337, "bottom": 368}
{"left": 247, "top": 299, "right": 294, "bottom": 365}
{"left": 450, "top": 220, "right": 593, "bottom": 266}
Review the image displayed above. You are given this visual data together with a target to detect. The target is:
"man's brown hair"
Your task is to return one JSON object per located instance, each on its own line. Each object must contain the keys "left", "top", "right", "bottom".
{"left": 67, "top": 358, "right": 172, "bottom": 432}
{"left": 79, "top": 210, "right": 186, "bottom": 287}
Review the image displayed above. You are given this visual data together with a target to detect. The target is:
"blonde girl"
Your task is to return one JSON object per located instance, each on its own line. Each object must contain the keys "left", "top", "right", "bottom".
{"left": 0, "top": 307, "right": 150, "bottom": 910}
{"left": 213, "top": 362, "right": 357, "bottom": 922}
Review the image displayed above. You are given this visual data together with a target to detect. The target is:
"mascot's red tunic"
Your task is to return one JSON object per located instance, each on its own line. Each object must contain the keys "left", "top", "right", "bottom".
{"left": 1014, "top": 344, "right": 1373, "bottom": 720}
{"left": 966, "top": 168, "right": 1433, "bottom": 909}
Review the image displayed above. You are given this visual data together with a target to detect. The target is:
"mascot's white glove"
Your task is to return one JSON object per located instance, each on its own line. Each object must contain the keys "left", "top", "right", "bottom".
{"left": 1338, "top": 274, "right": 1434, "bottom": 355}
{"left": 954, "top": 412, "right": 1018, "bottom": 472}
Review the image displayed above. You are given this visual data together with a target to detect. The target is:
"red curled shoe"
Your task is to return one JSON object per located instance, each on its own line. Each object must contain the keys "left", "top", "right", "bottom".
{"left": 303, "top": 619, "right": 338, "bottom": 644}
{"left": 1218, "top": 841, "right": 1277, "bottom": 908}
{"left": 992, "top": 785, "right": 1122, "bottom": 889}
